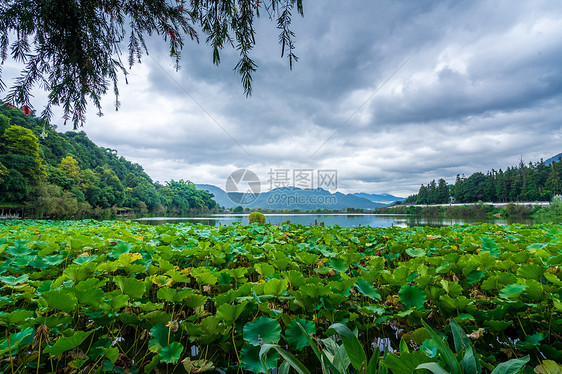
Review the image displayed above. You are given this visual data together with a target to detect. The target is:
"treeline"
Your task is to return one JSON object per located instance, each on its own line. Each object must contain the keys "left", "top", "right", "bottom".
{"left": 404, "top": 158, "right": 562, "bottom": 204}
{"left": 0, "top": 104, "right": 217, "bottom": 218}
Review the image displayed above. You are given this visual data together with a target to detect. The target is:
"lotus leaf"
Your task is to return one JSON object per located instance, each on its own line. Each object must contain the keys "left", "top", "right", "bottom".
{"left": 243, "top": 316, "right": 281, "bottom": 346}
{"left": 355, "top": 278, "right": 381, "bottom": 300}
{"left": 285, "top": 318, "right": 315, "bottom": 350}
{"left": 44, "top": 330, "right": 92, "bottom": 356}
{"left": 41, "top": 289, "right": 77, "bottom": 313}
{"left": 399, "top": 285, "right": 426, "bottom": 309}
{"left": 240, "top": 343, "right": 280, "bottom": 373}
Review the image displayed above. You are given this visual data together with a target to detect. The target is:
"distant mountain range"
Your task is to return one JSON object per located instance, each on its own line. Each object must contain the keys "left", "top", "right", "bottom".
{"left": 351, "top": 192, "right": 405, "bottom": 204}
{"left": 545, "top": 152, "right": 562, "bottom": 165}
{"left": 195, "top": 184, "right": 404, "bottom": 210}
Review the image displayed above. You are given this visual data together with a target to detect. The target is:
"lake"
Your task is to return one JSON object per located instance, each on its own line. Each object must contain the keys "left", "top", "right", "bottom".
{"left": 133, "top": 213, "right": 534, "bottom": 227}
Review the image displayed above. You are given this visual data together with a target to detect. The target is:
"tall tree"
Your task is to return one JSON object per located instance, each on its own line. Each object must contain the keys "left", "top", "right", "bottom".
{"left": 0, "top": 0, "right": 303, "bottom": 128}
{"left": 436, "top": 178, "right": 449, "bottom": 203}
{"left": 1, "top": 125, "right": 46, "bottom": 182}
{"left": 546, "top": 161, "right": 561, "bottom": 196}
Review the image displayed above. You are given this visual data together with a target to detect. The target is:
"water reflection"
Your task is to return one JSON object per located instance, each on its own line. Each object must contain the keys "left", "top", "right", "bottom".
{"left": 134, "top": 214, "right": 533, "bottom": 228}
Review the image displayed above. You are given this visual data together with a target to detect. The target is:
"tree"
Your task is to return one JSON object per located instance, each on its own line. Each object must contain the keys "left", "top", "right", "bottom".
{"left": 59, "top": 155, "right": 81, "bottom": 180}
{"left": 0, "top": 161, "right": 7, "bottom": 184}
{"left": 436, "top": 178, "right": 449, "bottom": 203}
{"left": 0, "top": 114, "right": 10, "bottom": 134}
{"left": 1, "top": 125, "right": 46, "bottom": 182}
{"left": 0, "top": 0, "right": 304, "bottom": 128}
{"left": 546, "top": 161, "right": 561, "bottom": 197}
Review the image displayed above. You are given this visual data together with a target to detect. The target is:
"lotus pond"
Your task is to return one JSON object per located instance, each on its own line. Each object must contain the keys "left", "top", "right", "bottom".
{"left": 0, "top": 219, "right": 560, "bottom": 373}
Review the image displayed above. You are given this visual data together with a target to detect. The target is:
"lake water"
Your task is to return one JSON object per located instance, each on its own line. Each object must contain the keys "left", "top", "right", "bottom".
{"left": 134, "top": 214, "right": 534, "bottom": 227}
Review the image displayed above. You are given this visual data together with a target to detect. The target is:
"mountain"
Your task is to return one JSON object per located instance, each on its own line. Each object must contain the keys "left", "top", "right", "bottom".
{"left": 195, "top": 185, "right": 392, "bottom": 210}
{"left": 545, "top": 152, "right": 562, "bottom": 166}
{"left": 0, "top": 104, "right": 217, "bottom": 217}
{"left": 351, "top": 192, "right": 404, "bottom": 204}
{"left": 194, "top": 184, "right": 236, "bottom": 208}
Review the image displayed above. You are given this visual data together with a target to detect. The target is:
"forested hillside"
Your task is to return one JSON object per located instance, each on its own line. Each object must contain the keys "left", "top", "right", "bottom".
{"left": 0, "top": 104, "right": 217, "bottom": 217}
{"left": 405, "top": 157, "right": 562, "bottom": 204}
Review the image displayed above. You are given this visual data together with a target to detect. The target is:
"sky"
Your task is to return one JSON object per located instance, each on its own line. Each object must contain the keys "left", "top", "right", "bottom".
{"left": 4, "top": 0, "right": 562, "bottom": 197}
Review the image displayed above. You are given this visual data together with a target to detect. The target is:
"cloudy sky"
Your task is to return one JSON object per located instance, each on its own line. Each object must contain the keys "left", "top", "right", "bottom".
{"left": 5, "top": 0, "right": 562, "bottom": 197}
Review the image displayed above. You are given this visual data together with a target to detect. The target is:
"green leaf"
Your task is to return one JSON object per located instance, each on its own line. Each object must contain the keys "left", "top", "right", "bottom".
{"left": 76, "top": 287, "right": 105, "bottom": 307}
{"left": 296, "top": 321, "right": 323, "bottom": 362}
{"left": 145, "top": 355, "right": 161, "bottom": 373}
{"left": 110, "top": 241, "right": 133, "bottom": 258}
{"left": 160, "top": 341, "right": 183, "bottom": 364}
{"left": 6, "top": 242, "right": 32, "bottom": 256}
{"left": 406, "top": 247, "right": 426, "bottom": 257}
{"left": 44, "top": 330, "right": 92, "bottom": 356}
{"left": 466, "top": 271, "right": 484, "bottom": 285}
{"left": 460, "top": 346, "right": 479, "bottom": 374}
{"left": 0, "top": 327, "right": 34, "bottom": 356}
{"left": 254, "top": 263, "right": 275, "bottom": 278}
{"left": 421, "top": 319, "right": 461, "bottom": 374}
{"left": 383, "top": 350, "right": 432, "bottom": 373}
{"left": 355, "top": 278, "right": 381, "bottom": 300}
{"left": 328, "top": 323, "right": 366, "bottom": 371}
{"left": 41, "top": 289, "right": 77, "bottom": 313}
{"left": 149, "top": 324, "right": 172, "bottom": 350}
{"left": 0, "top": 274, "right": 29, "bottom": 286}
{"left": 518, "top": 333, "right": 543, "bottom": 350}
{"left": 517, "top": 264, "right": 545, "bottom": 279}
{"left": 182, "top": 358, "right": 215, "bottom": 373}
{"left": 484, "top": 320, "right": 512, "bottom": 332}
{"left": 416, "top": 362, "right": 450, "bottom": 374}
{"left": 399, "top": 285, "right": 426, "bottom": 309}
{"left": 490, "top": 355, "right": 530, "bottom": 374}
{"left": 241, "top": 343, "right": 280, "bottom": 373}
{"left": 282, "top": 270, "right": 306, "bottom": 288}
{"left": 73, "top": 254, "right": 98, "bottom": 264}
{"left": 114, "top": 276, "right": 146, "bottom": 299}
{"left": 328, "top": 258, "right": 348, "bottom": 272}
{"left": 216, "top": 302, "right": 247, "bottom": 324}
{"left": 285, "top": 318, "right": 315, "bottom": 351}
{"left": 263, "top": 278, "right": 288, "bottom": 296}
{"left": 157, "top": 287, "right": 176, "bottom": 302}
{"left": 259, "top": 344, "right": 311, "bottom": 374}
{"left": 366, "top": 347, "right": 380, "bottom": 374}
{"left": 499, "top": 284, "right": 527, "bottom": 299}
{"left": 480, "top": 237, "right": 500, "bottom": 257}
{"left": 184, "top": 294, "right": 208, "bottom": 308}
{"left": 243, "top": 317, "right": 281, "bottom": 346}
{"left": 533, "top": 360, "right": 562, "bottom": 374}
{"left": 449, "top": 319, "right": 471, "bottom": 354}
{"left": 104, "top": 346, "right": 119, "bottom": 363}
{"left": 0, "top": 310, "right": 34, "bottom": 325}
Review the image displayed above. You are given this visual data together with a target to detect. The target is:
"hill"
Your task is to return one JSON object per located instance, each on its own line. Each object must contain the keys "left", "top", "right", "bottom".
{"left": 545, "top": 152, "right": 562, "bottom": 166}
{"left": 351, "top": 192, "right": 404, "bottom": 204}
{"left": 195, "top": 184, "right": 390, "bottom": 210}
{"left": 0, "top": 104, "right": 217, "bottom": 217}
